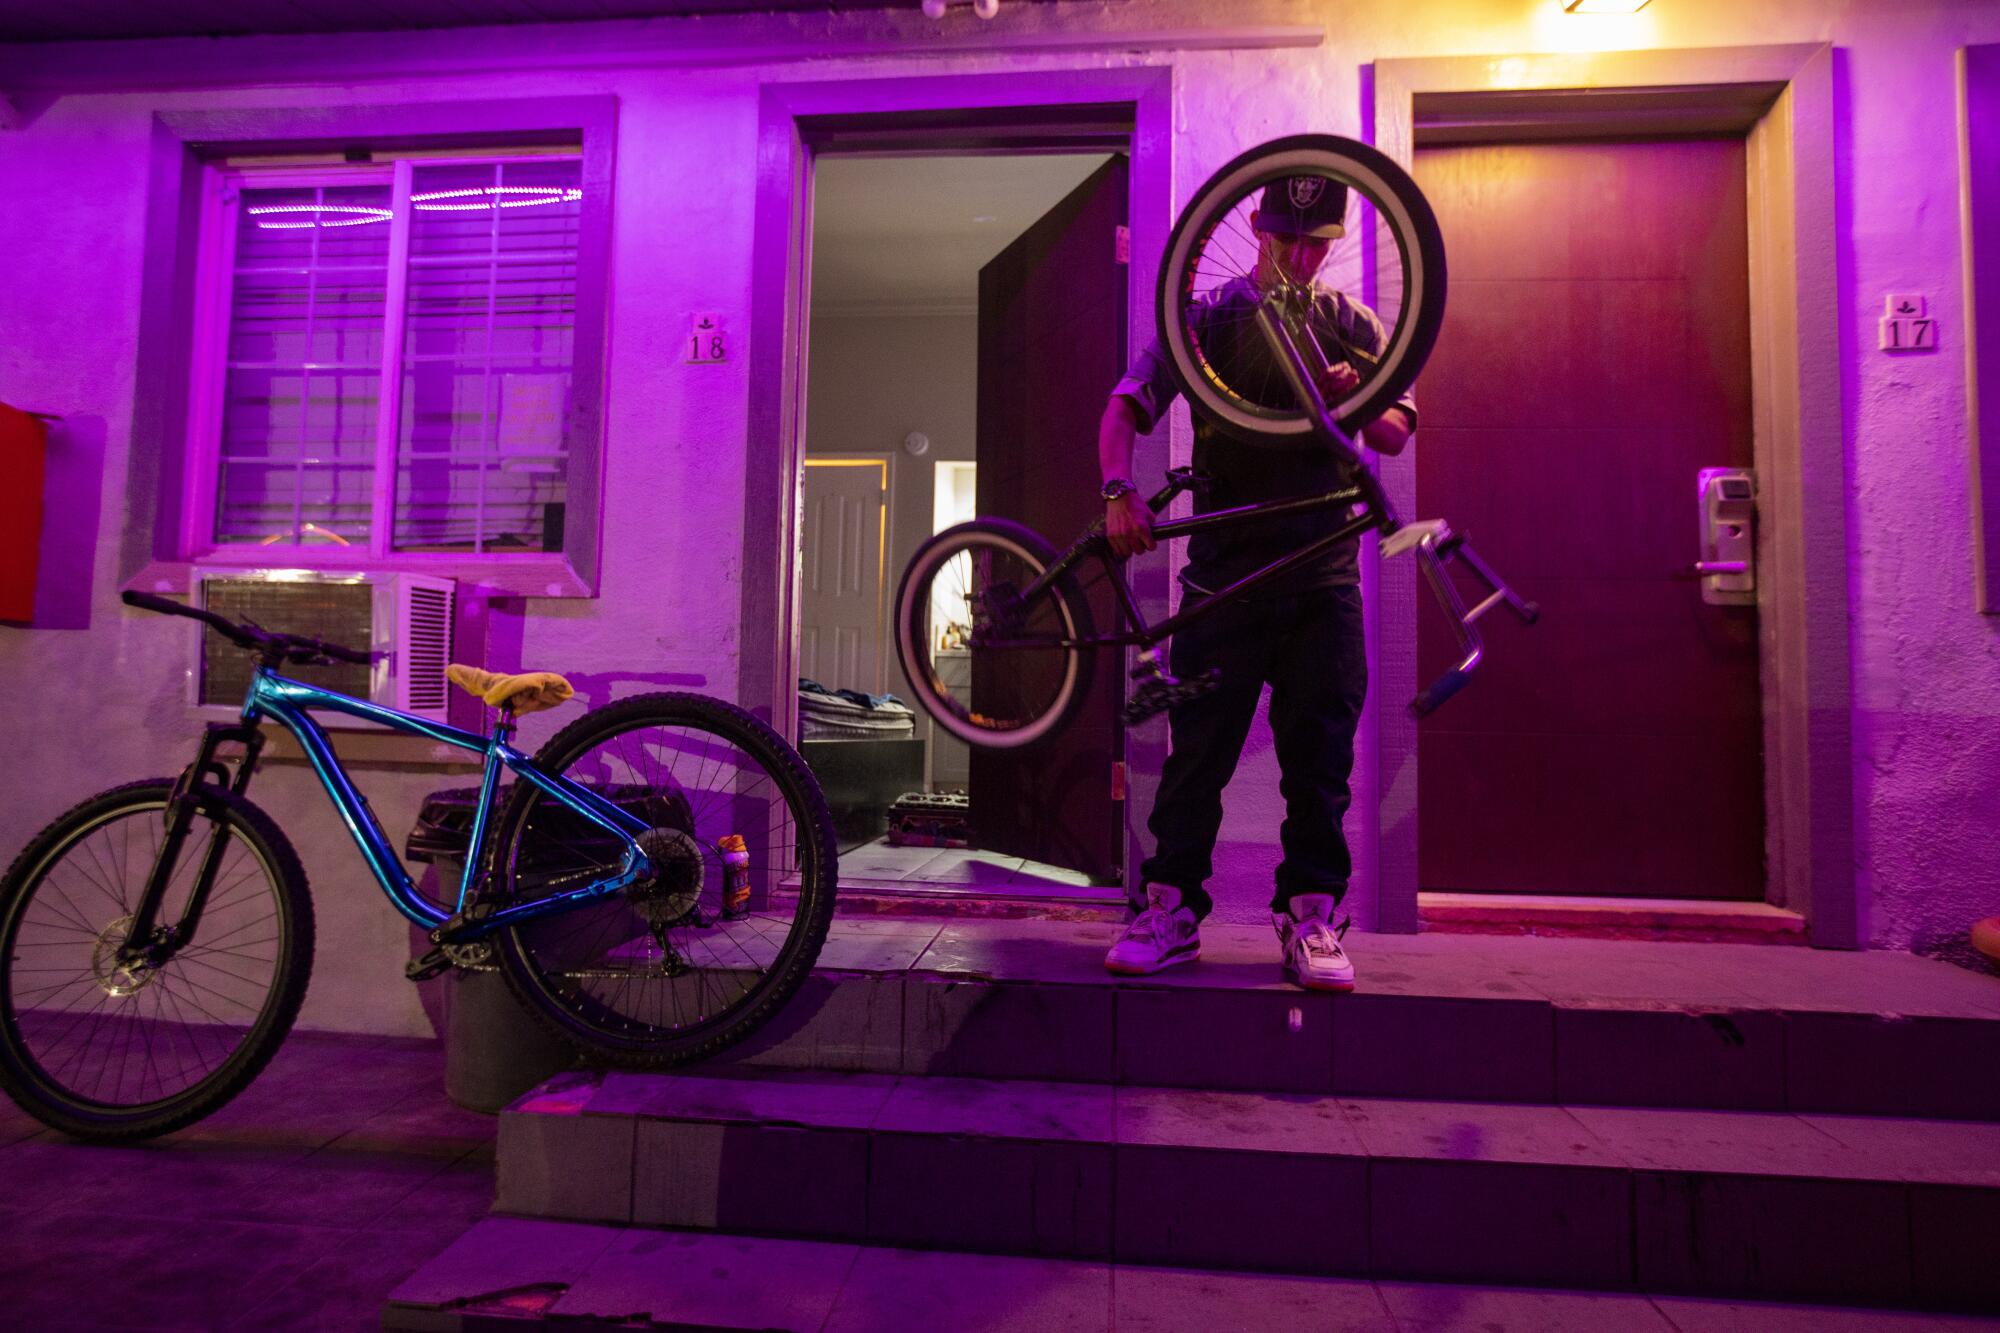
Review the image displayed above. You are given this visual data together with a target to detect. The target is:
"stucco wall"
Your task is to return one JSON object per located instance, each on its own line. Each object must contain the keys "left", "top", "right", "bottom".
{"left": 2, "top": 0, "right": 1998, "bottom": 1036}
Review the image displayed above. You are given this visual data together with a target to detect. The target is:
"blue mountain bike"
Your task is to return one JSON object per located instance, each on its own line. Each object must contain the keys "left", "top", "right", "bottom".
{"left": 0, "top": 591, "right": 836, "bottom": 1141}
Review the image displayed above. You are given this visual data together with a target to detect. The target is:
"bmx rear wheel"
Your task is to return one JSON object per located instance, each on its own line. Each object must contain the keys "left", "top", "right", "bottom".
{"left": 894, "top": 519, "right": 1095, "bottom": 751}
{"left": 1157, "top": 134, "right": 1448, "bottom": 445}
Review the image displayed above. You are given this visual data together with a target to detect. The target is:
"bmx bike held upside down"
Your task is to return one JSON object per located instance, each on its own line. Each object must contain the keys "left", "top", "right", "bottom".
{"left": 893, "top": 134, "right": 1539, "bottom": 751}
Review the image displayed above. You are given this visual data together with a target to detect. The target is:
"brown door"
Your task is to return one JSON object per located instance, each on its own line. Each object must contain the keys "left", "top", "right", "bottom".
{"left": 1412, "top": 138, "right": 1763, "bottom": 899}
{"left": 970, "top": 155, "right": 1128, "bottom": 881}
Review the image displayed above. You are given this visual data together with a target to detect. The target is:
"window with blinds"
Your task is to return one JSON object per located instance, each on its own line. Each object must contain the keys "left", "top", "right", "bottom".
{"left": 203, "top": 155, "right": 581, "bottom": 557}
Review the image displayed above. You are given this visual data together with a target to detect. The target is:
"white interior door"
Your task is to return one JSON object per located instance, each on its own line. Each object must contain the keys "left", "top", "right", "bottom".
{"left": 799, "top": 457, "right": 890, "bottom": 695}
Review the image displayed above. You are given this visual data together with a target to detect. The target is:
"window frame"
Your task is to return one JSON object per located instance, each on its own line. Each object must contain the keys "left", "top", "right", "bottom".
{"left": 127, "top": 97, "right": 616, "bottom": 600}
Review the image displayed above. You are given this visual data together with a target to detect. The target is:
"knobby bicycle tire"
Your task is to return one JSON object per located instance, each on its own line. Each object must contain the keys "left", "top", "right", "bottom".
{"left": 489, "top": 692, "right": 838, "bottom": 1067}
{"left": 0, "top": 780, "right": 314, "bottom": 1142}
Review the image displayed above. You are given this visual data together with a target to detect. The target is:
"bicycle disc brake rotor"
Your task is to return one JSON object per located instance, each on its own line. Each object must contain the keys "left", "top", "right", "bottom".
{"left": 90, "top": 915, "right": 159, "bottom": 997}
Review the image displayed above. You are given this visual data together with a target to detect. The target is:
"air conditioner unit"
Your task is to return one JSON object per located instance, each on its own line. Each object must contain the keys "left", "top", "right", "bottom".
{"left": 192, "top": 569, "right": 456, "bottom": 724}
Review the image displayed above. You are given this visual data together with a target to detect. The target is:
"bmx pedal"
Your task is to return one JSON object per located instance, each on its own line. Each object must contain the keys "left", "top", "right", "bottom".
{"left": 1123, "top": 667, "right": 1221, "bottom": 725}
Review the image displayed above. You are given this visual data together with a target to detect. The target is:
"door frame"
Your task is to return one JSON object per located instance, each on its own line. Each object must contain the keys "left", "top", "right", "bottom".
{"left": 741, "top": 68, "right": 1175, "bottom": 899}
{"left": 1372, "top": 44, "right": 1854, "bottom": 945}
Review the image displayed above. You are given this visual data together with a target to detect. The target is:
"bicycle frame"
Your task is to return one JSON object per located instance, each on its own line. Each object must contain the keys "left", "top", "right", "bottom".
{"left": 1014, "top": 483, "right": 1379, "bottom": 652}
{"left": 123, "top": 667, "right": 656, "bottom": 962}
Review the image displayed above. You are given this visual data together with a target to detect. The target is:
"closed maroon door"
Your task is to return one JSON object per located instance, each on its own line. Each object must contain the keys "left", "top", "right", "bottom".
{"left": 1412, "top": 138, "right": 1763, "bottom": 899}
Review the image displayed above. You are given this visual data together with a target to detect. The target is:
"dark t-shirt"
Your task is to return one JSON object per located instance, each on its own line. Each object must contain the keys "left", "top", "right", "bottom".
{"left": 1113, "top": 279, "right": 1415, "bottom": 596}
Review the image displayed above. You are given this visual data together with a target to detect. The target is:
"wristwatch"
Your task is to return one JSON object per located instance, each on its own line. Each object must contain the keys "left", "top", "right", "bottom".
{"left": 1100, "top": 477, "right": 1138, "bottom": 502}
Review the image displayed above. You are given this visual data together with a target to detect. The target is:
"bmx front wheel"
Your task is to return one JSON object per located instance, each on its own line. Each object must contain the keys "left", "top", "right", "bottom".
{"left": 1157, "top": 134, "right": 1448, "bottom": 445}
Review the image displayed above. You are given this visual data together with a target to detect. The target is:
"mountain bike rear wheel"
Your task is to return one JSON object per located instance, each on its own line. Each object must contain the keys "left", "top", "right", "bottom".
{"left": 894, "top": 518, "right": 1096, "bottom": 751}
{"left": 490, "top": 693, "right": 836, "bottom": 1066}
{"left": 1157, "top": 134, "right": 1447, "bottom": 445}
{"left": 0, "top": 781, "right": 313, "bottom": 1141}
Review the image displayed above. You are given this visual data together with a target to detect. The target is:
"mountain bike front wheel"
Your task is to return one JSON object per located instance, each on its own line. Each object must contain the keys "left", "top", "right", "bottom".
{"left": 1157, "top": 134, "right": 1447, "bottom": 445}
{"left": 0, "top": 781, "right": 313, "bottom": 1141}
{"left": 894, "top": 518, "right": 1096, "bottom": 750}
{"left": 489, "top": 692, "right": 837, "bottom": 1067}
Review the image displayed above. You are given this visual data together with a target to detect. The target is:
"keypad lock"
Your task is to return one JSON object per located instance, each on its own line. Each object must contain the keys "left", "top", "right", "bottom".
{"left": 1695, "top": 468, "right": 1756, "bottom": 606}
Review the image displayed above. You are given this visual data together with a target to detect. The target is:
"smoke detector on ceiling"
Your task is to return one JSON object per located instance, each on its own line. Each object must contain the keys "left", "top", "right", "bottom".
{"left": 923, "top": 0, "right": 1001, "bottom": 19}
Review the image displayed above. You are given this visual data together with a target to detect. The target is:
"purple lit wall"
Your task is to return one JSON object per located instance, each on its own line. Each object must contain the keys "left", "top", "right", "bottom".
{"left": 0, "top": 1, "right": 1997, "bottom": 1035}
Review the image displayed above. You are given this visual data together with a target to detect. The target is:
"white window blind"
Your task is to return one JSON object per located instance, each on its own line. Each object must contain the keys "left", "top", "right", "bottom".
{"left": 207, "top": 156, "right": 581, "bottom": 556}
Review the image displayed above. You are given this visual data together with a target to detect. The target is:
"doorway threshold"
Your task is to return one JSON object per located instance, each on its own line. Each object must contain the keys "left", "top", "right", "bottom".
{"left": 830, "top": 838, "right": 1126, "bottom": 921}
{"left": 1418, "top": 892, "right": 1807, "bottom": 945}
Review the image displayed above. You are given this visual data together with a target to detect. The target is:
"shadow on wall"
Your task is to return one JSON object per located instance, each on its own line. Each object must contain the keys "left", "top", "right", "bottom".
{"left": 561, "top": 670, "right": 714, "bottom": 711}
{"left": 24, "top": 414, "right": 106, "bottom": 631}
{"left": 475, "top": 602, "right": 708, "bottom": 708}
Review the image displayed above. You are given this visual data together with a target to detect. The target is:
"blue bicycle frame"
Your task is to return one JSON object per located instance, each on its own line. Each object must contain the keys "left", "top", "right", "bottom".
{"left": 239, "top": 667, "right": 656, "bottom": 939}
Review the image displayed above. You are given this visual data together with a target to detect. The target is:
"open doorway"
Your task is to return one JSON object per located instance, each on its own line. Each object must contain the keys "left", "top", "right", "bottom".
{"left": 795, "top": 150, "right": 1126, "bottom": 899}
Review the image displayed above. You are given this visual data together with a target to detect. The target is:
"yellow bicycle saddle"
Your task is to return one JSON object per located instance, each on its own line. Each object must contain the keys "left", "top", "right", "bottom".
{"left": 444, "top": 664, "right": 576, "bottom": 715}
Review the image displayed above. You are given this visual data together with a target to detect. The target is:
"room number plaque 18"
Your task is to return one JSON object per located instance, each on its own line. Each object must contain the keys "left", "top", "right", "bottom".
{"left": 688, "top": 313, "right": 727, "bottom": 363}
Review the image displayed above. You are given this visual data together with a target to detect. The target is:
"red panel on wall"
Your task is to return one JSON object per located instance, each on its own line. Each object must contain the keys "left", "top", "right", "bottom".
{"left": 0, "top": 403, "right": 46, "bottom": 623}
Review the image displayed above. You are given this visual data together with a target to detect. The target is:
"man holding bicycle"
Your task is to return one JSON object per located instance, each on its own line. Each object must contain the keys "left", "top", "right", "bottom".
{"left": 1096, "top": 176, "right": 1414, "bottom": 992}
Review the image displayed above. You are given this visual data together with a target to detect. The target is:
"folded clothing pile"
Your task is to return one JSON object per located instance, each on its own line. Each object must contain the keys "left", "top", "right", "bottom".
{"left": 799, "top": 678, "right": 917, "bottom": 740}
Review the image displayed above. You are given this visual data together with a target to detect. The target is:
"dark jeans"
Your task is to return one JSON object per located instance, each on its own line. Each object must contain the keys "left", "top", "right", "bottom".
{"left": 1138, "top": 583, "right": 1367, "bottom": 922}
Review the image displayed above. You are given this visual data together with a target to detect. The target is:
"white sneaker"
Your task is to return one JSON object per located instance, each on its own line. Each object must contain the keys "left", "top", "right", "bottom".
{"left": 1274, "top": 893, "right": 1355, "bottom": 992}
{"left": 1105, "top": 883, "right": 1201, "bottom": 975}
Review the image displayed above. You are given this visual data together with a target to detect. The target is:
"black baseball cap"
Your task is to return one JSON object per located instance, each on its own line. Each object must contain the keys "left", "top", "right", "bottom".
{"left": 1253, "top": 175, "right": 1348, "bottom": 240}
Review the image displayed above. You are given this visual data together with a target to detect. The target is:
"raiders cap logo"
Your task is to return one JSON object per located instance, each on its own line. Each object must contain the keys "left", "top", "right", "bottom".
{"left": 1288, "top": 177, "right": 1327, "bottom": 210}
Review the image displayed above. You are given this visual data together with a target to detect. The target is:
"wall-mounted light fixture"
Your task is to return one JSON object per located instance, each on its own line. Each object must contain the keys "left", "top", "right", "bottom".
{"left": 1562, "top": 0, "right": 1651, "bottom": 11}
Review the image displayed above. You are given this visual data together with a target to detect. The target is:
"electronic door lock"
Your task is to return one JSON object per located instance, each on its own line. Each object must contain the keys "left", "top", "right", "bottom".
{"left": 1696, "top": 468, "right": 1756, "bottom": 606}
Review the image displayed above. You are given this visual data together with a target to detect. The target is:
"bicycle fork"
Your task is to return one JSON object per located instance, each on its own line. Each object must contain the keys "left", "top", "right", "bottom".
{"left": 1253, "top": 292, "right": 1539, "bottom": 717}
{"left": 119, "top": 721, "right": 266, "bottom": 972}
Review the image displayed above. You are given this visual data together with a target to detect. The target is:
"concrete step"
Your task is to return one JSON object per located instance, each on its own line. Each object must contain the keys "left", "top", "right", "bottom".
{"left": 703, "top": 918, "right": 2000, "bottom": 1119}
{"left": 383, "top": 1216, "right": 1991, "bottom": 1331}
{"left": 492, "top": 1066, "right": 2000, "bottom": 1311}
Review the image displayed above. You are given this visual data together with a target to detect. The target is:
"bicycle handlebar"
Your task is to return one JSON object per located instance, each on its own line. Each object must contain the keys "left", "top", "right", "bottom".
{"left": 121, "top": 589, "right": 374, "bottom": 666}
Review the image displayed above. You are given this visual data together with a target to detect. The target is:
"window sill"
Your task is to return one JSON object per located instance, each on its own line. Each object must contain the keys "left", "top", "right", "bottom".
{"left": 125, "top": 553, "right": 595, "bottom": 599}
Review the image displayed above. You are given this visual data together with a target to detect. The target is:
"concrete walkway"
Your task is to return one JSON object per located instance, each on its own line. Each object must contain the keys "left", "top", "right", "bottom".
{"left": 0, "top": 1032, "right": 495, "bottom": 1331}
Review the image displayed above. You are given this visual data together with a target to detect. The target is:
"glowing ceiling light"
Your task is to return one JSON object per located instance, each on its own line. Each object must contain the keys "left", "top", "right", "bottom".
{"left": 1562, "top": 0, "right": 1651, "bottom": 11}
{"left": 248, "top": 203, "right": 394, "bottom": 230}
{"left": 409, "top": 185, "right": 584, "bottom": 212}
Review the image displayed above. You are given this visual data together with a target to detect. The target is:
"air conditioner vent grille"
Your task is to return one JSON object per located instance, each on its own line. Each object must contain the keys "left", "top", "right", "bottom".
{"left": 402, "top": 586, "right": 453, "bottom": 715}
